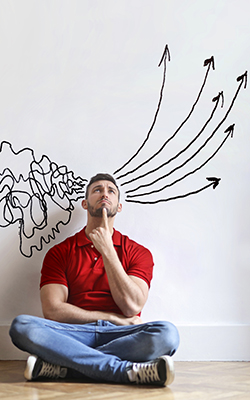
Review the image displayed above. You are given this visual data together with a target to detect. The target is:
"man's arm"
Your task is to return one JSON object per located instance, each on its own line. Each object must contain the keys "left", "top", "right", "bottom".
{"left": 89, "top": 208, "right": 149, "bottom": 317}
{"left": 40, "top": 283, "right": 143, "bottom": 325}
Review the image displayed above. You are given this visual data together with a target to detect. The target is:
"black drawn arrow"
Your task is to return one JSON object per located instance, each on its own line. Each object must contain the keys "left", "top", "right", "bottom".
{"left": 116, "top": 55, "right": 215, "bottom": 180}
{"left": 206, "top": 177, "right": 221, "bottom": 189}
{"left": 204, "top": 56, "right": 215, "bottom": 70}
{"left": 121, "top": 91, "right": 224, "bottom": 187}
{"left": 212, "top": 91, "right": 224, "bottom": 107}
{"left": 126, "top": 127, "right": 232, "bottom": 198}
{"left": 125, "top": 177, "right": 221, "bottom": 204}
{"left": 224, "top": 123, "right": 235, "bottom": 138}
{"left": 158, "top": 43, "right": 171, "bottom": 66}
{"left": 237, "top": 71, "right": 247, "bottom": 89}
{"left": 113, "top": 44, "right": 170, "bottom": 175}
{"left": 124, "top": 70, "right": 247, "bottom": 195}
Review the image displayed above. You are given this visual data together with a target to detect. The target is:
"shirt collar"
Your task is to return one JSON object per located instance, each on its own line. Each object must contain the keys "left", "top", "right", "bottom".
{"left": 76, "top": 227, "right": 122, "bottom": 247}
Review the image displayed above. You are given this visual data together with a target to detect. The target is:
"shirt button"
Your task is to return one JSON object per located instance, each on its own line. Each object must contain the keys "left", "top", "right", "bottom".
{"left": 91, "top": 245, "right": 94, "bottom": 248}
{"left": 94, "top": 257, "right": 98, "bottom": 261}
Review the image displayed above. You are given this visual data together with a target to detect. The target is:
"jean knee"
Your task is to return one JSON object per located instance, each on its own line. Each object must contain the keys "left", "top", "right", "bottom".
{"left": 152, "top": 321, "right": 180, "bottom": 356}
{"left": 9, "top": 314, "right": 34, "bottom": 344}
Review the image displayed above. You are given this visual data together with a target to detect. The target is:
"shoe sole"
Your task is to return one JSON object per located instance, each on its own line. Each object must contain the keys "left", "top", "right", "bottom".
{"left": 24, "top": 355, "right": 37, "bottom": 381}
{"left": 161, "top": 355, "right": 175, "bottom": 386}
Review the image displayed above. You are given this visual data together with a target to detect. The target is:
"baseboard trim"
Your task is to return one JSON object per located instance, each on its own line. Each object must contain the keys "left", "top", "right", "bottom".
{"left": 0, "top": 325, "right": 27, "bottom": 360}
{"left": 1, "top": 324, "right": 250, "bottom": 361}
{"left": 174, "top": 325, "right": 250, "bottom": 361}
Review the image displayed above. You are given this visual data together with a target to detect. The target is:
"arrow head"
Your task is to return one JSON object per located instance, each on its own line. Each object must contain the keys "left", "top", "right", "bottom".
{"left": 204, "top": 56, "right": 215, "bottom": 70}
{"left": 236, "top": 71, "right": 248, "bottom": 89}
{"left": 224, "top": 123, "right": 235, "bottom": 138}
{"left": 158, "top": 44, "right": 170, "bottom": 67}
{"left": 206, "top": 177, "right": 221, "bottom": 189}
{"left": 212, "top": 91, "right": 224, "bottom": 107}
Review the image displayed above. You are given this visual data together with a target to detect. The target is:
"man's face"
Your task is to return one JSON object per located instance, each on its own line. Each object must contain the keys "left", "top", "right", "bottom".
{"left": 83, "top": 180, "right": 122, "bottom": 218}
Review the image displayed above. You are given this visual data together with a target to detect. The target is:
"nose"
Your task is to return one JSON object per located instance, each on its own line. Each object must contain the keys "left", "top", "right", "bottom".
{"left": 103, "top": 188, "right": 109, "bottom": 198}
{"left": 101, "top": 189, "right": 109, "bottom": 199}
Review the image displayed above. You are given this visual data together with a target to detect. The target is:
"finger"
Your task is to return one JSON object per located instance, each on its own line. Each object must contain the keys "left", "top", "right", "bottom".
{"left": 102, "top": 207, "right": 108, "bottom": 227}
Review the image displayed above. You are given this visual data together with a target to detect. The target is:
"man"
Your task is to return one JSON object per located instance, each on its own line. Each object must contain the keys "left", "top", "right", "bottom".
{"left": 10, "top": 173, "right": 179, "bottom": 386}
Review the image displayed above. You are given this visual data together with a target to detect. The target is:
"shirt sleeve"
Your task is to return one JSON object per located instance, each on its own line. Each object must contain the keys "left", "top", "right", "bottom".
{"left": 40, "top": 241, "right": 69, "bottom": 289}
{"left": 125, "top": 239, "right": 154, "bottom": 288}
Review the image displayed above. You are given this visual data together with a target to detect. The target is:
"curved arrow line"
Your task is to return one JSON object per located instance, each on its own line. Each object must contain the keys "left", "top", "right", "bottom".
{"left": 113, "top": 45, "right": 170, "bottom": 176}
{"left": 126, "top": 131, "right": 230, "bottom": 198}
{"left": 121, "top": 91, "right": 223, "bottom": 187}
{"left": 116, "top": 56, "right": 215, "bottom": 180}
{"left": 125, "top": 180, "right": 218, "bottom": 204}
{"left": 125, "top": 73, "right": 245, "bottom": 195}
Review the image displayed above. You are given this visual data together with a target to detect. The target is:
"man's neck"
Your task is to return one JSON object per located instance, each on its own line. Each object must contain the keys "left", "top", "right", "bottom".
{"left": 85, "top": 217, "right": 114, "bottom": 239}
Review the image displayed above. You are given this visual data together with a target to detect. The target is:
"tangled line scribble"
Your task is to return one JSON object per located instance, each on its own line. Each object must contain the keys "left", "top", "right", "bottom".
{"left": 0, "top": 141, "right": 86, "bottom": 257}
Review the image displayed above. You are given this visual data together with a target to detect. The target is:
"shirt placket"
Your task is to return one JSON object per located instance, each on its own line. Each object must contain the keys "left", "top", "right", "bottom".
{"left": 90, "top": 244, "right": 102, "bottom": 269}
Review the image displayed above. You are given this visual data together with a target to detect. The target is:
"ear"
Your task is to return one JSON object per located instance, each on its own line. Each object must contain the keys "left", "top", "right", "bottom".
{"left": 117, "top": 203, "right": 122, "bottom": 213}
{"left": 82, "top": 199, "right": 88, "bottom": 210}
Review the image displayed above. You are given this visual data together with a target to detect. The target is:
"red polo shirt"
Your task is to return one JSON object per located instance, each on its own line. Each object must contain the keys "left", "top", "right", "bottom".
{"left": 40, "top": 228, "right": 154, "bottom": 316}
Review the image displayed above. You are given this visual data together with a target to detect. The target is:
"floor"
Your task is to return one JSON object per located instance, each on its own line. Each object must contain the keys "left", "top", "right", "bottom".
{"left": 0, "top": 361, "right": 249, "bottom": 400}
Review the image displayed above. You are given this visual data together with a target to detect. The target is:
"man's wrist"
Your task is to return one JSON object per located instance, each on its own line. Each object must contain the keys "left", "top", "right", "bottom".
{"left": 101, "top": 244, "right": 117, "bottom": 261}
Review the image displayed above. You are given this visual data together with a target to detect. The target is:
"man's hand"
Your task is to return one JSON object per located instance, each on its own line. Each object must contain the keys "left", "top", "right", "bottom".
{"left": 110, "top": 313, "right": 143, "bottom": 326}
{"left": 89, "top": 208, "right": 113, "bottom": 255}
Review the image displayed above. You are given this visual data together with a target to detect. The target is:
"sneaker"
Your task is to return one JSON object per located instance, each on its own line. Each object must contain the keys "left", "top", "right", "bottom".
{"left": 24, "top": 355, "right": 67, "bottom": 381}
{"left": 127, "top": 355, "right": 175, "bottom": 386}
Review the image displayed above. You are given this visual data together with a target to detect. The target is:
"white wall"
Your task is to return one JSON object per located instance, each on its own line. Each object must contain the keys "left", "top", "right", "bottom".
{"left": 0, "top": 0, "right": 250, "bottom": 360}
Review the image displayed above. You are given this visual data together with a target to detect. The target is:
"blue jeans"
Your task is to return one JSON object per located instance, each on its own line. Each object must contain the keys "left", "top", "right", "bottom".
{"left": 9, "top": 315, "right": 180, "bottom": 383}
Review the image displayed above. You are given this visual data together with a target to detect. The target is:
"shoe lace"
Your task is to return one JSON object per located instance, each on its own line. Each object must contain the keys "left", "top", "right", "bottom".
{"left": 133, "top": 362, "right": 160, "bottom": 384}
{"left": 39, "top": 362, "right": 63, "bottom": 378}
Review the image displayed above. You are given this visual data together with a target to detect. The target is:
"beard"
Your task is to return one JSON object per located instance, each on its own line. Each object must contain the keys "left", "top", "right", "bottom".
{"left": 87, "top": 201, "right": 119, "bottom": 218}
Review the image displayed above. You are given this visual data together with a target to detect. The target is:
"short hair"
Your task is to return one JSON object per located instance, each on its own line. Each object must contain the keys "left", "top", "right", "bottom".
{"left": 85, "top": 173, "right": 120, "bottom": 200}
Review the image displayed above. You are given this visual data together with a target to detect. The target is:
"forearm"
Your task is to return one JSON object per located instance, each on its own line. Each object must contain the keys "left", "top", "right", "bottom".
{"left": 43, "top": 300, "right": 111, "bottom": 324}
{"left": 88, "top": 209, "right": 148, "bottom": 317}
{"left": 102, "top": 247, "right": 147, "bottom": 317}
{"left": 42, "top": 301, "right": 142, "bottom": 326}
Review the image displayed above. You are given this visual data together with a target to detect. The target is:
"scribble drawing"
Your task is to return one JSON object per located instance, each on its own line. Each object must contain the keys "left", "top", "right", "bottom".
{"left": 0, "top": 141, "right": 87, "bottom": 257}
{"left": 0, "top": 45, "right": 247, "bottom": 256}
